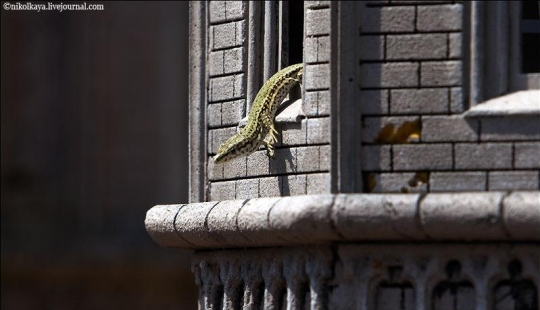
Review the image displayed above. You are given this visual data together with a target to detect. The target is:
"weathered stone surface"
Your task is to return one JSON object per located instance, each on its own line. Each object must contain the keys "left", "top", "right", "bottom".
{"left": 455, "top": 143, "right": 513, "bottom": 170}
{"left": 307, "top": 117, "right": 330, "bottom": 144}
{"left": 514, "top": 142, "right": 540, "bottom": 169}
{"left": 502, "top": 192, "right": 540, "bottom": 240}
{"left": 359, "top": 89, "right": 389, "bottom": 115}
{"left": 305, "top": 8, "right": 331, "bottom": 36}
{"left": 421, "top": 61, "right": 462, "bottom": 86}
{"left": 145, "top": 193, "right": 540, "bottom": 249}
{"left": 386, "top": 34, "right": 447, "bottom": 60}
{"left": 359, "top": 35, "right": 384, "bottom": 61}
{"left": 334, "top": 194, "right": 424, "bottom": 240}
{"left": 268, "top": 195, "right": 339, "bottom": 244}
{"left": 391, "top": 88, "right": 449, "bottom": 114}
{"left": 422, "top": 115, "right": 479, "bottom": 142}
{"left": 361, "top": 63, "right": 419, "bottom": 88}
{"left": 430, "top": 172, "right": 487, "bottom": 192}
{"left": 361, "top": 145, "right": 392, "bottom": 171}
{"left": 420, "top": 192, "right": 507, "bottom": 240}
{"left": 393, "top": 144, "right": 453, "bottom": 170}
{"left": 449, "top": 32, "right": 462, "bottom": 58}
{"left": 488, "top": 171, "right": 540, "bottom": 191}
{"left": 209, "top": 20, "right": 245, "bottom": 50}
{"left": 305, "top": 35, "right": 331, "bottom": 63}
{"left": 450, "top": 87, "right": 464, "bottom": 113}
{"left": 209, "top": 73, "right": 245, "bottom": 102}
{"left": 368, "top": 173, "right": 428, "bottom": 193}
{"left": 306, "top": 173, "right": 330, "bottom": 194}
{"left": 465, "top": 90, "right": 540, "bottom": 117}
{"left": 360, "top": 6, "right": 415, "bottom": 33}
{"left": 305, "top": 63, "right": 331, "bottom": 90}
{"left": 481, "top": 117, "right": 540, "bottom": 141}
{"left": 417, "top": 4, "right": 463, "bottom": 32}
{"left": 145, "top": 204, "right": 191, "bottom": 247}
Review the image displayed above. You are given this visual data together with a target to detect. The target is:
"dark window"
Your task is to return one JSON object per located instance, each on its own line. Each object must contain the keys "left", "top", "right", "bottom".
{"left": 521, "top": 1, "right": 540, "bottom": 73}
{"left": 288, "top": 1, "right": 304, "bottom": 66}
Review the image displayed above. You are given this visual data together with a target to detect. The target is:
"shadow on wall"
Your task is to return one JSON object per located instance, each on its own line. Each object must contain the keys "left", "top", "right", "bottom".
{"left": 1, "top": 2, "right": 197, "bottom": 309}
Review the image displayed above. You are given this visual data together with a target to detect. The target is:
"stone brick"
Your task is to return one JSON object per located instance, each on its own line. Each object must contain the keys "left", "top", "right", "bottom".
{"left": 306, "top": 173, "right": 330, "bottom": 194}
{"left": 318, "top": 90, "right": 331, "bottom": 115}
{"left": 280, "top": 174, "right": 307, "bottom": 196}
{"left": 393, "top": 144, "right": 453, "bottom": 170}
{"left": 305, "top": 8, "right": 330, "bottom": 36}
{"left": 421, "top": 61, "right": 462, "bottom": 86}
{"left": 390, "top": 88, "right": 449, "bottom": 114}
{"left": 422, "top": 116, "right": 479, "bottom": 142}
{"left": 209, "top": 126, "right": 237, "bottom": 154}
{"left": 208, "top": 47, "right": 244, "bottom": 77}
{"left": 305, "top": 35, "right": 330, "bottom": 63}
{"left": 515, "top": 142, "right": 540, "bottom": 169}
{"left": 209, "top": 1, "right": 226, "bottom": 24}
{"left": 304, "top": 37, "right": 318, "bottom": 64}
{"left": 224, "top": 1, "right": 246, "bottom": 21}
{"left": 209, "top": 74, "right": 245, "bottom": 102}
{"left": 359, "top": 89, "right": 389, "bottom": 115}
{"left": 368, "top": 173, "right": 428, "bottom": 193}
{"left": 320, "top": 145, "right": 331, "bottom": 171}
{"left": 417, "top": 4, "right": 463, "bottom": 32}
{"left": 208, "top": 50, "right": 225, "bottom": 76}
{"left": 269, "top": 147, "right": 297, "bottom": 174}
{"left": 297, "top": 146, "right": 323, "bottom": 172}
{"left": 307, "top": 117, "right": 330, "bottom": 144}
{"left": 280, "top": 121, "right": 306, "bottom": 146}
{"left": 305, "top": 63, "right": 331, "bottom": 90}
{"left": 209, "top": 1, "right": 246, "bottom": 24}
{"left": 455, "top": 143, "right": 513, "bottom": 170}
{"left": 246, "top": 150, "right": 270, "bottom": 177}
{"left": 449, "top": 33, "right": 462, "bottom": 58}
{"left": 222, "top": 155, "right": 247, "bottom": 179}
{"left": 304, "top": 90, "right": 331, "bottom": 117}
{"left": 361, "top": 63, "right": 419, "bottom": 88}
{"left": 488, "top": 171, "right": 540, "bottom": 191}
{"left": 360, "top": 6, "right": 415, "bottom": 33}
{"left": 303, "top": 91, "right": 319, "bottom": 116}
{"left": 480, "top": 117, "right": 540, "bottom": 141}
{"left": 207, "top": 157, "right": 224, "bottom": 181}
{"left": 450, "top": 87, "right": 464, "bottom": 113}
{"left": 359, "top": 35, "right": 384, "bottom": 61}
{"left": 223, "top": 47, "right": 244, "bottom": 74}
{"left": 207, "top": 103, "right": 222, "bottom": 128}
{"left": 210, "top": 20, "right": 245, "bottom": 50}
{"left": 259, "top": 176, "right": 280, "bottom": 197}
{"left": 235, "top": 178, "right": 259, "bottom": 199}
{"left": 209, "top": 180, "right": 236, "bottom": 201}
{"left": 361, "top": 145, "right": 391, "bottom": 171}
{"left": 430, "top": 172, "right": 487, "bottom": 192}
{"left": 221, "top": 99, "right": 244, "bottom": 126}
{"left": 362, "top": 116, "right": 419, "bottom": 143}
{"left": 386, "top": 34, "right": 447, "bottom": 60}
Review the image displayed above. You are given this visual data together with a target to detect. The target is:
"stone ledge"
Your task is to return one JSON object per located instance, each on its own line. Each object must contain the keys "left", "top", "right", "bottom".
{"left": 145, "top": 192, "right": 540, "bottom": 250}
{"left": 465, "top": 90, "right": 540, "bottom": 117}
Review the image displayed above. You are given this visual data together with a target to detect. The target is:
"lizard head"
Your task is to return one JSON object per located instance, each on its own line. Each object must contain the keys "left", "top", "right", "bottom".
{"left": 213, "top": 134, "right": 248, "bottom": 164}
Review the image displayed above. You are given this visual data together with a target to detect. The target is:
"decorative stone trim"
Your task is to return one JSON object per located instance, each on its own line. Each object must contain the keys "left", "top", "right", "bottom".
{"left": 191, "top": 244, "right": 539, "bottom": 310}
{"left": 145, "top": 192, "right": 540, "bottom": 250}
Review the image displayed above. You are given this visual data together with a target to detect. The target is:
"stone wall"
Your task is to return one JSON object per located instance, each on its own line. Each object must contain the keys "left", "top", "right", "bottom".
{"left": 357, "top": 1, "right": 540, "bottom": 193}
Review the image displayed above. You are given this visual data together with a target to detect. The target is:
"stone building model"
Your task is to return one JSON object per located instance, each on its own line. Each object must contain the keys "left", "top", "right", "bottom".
{"left": 146, "top": 1, "right": 540, "bottom": 309}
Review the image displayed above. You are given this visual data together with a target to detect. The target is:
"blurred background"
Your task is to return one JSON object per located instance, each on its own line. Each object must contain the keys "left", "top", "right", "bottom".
{"left": 1, "top": 1, "right": 197, "bottom": 309}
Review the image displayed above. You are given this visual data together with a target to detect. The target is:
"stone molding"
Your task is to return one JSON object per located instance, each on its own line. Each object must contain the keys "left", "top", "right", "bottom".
{"left": 145, "top": 192, "right": 540, "bottom": 250}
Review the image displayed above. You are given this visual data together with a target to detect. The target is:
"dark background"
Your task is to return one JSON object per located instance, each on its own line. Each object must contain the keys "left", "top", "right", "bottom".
{"left": 1, "top": 2, "right": 197, "bottom": 309}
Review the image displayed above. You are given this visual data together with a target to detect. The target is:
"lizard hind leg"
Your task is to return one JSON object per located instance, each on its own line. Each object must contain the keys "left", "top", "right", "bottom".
{"left": 263, "top": 139, "right": 276, "bottom": 159}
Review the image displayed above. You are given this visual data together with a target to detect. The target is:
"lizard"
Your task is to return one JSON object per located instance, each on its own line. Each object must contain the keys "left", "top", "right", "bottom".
{"left": 213, "top": 63, "right": 303, "bottom": 164}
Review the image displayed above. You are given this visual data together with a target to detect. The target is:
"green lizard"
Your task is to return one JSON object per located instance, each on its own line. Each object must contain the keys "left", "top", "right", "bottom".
{"left": 213, "top": 63, "right": 303, "bottom": 164}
